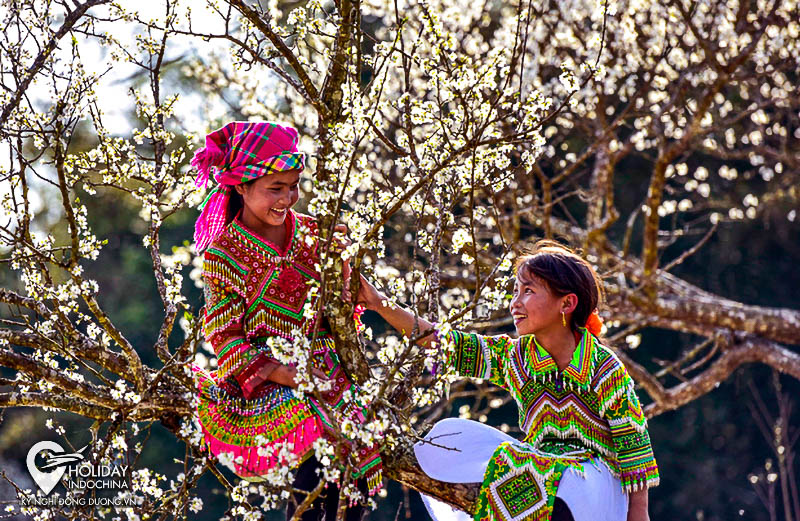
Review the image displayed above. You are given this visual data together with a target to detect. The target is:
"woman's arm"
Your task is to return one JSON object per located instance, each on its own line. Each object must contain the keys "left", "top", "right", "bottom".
{"left": 358, "top": 276, "right": 436, "bottom": 347}
{"left": 358, "top": 275, "right": 512, "bottom": 387}
{"left": 627, "top": 489, "right": 649, "bottom": 521}
{"left": 598, "top": 358, "right": 658, "bottom": 521}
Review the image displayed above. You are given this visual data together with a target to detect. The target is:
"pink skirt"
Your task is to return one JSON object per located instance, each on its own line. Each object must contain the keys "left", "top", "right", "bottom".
{"left": 193, "top": 365, "right": 324, "bottom": 479}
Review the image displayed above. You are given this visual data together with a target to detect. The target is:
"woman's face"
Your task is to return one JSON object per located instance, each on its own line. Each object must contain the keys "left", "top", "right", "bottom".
{"left": 236, "top": 170, "right": 301, "bottom": 228}
{"left": 509, "top": 270, "right": 569, "bottom": 336}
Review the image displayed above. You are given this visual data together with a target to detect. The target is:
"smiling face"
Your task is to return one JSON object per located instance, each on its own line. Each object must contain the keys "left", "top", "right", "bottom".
{"left": 510, "top": 268, "right": 575, "bottom": 336}
{"left": 235, "top": 170, "right": 301, "bottom": 229}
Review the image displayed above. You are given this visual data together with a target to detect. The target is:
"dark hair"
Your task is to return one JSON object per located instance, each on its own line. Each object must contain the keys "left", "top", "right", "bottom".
{"left": 513, "top": 240, "right": 604, "bottom": 332}
{"left": 225, "top": 180, "right": 256, "bottom": 226}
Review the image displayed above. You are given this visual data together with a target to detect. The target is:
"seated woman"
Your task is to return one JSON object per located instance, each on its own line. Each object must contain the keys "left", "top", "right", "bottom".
{"left": 357, "top": 240, "right": 659, "bottom": 521}
{"left": 190, "top": 121, "right": 382, "bottom": 521}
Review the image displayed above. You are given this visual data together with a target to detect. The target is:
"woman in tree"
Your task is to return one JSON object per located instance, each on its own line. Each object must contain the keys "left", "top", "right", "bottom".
{"left": 190, "top": 121, "right": 382, "bottom": 521}
{"left": 358, "top": 240, "right": 658, "bottom": 521}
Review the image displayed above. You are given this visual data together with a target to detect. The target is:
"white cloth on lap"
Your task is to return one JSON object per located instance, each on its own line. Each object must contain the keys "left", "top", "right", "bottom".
{"left": 557, "top": 458, "right": 628, "bottom": 521}
{"left": 413, "top": 418, "right": 628, "bottom": 521}
{"left": 415, "top": 418, "right": 515, "bottom": 482}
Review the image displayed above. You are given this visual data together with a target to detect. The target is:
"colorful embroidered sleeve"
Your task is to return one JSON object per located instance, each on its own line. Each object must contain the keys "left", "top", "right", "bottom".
{"left": 202, "top": 249, "right": 277, "bottom": 387}
{"left": 443, "top": 330, "right": 511, "bottom": 389}
{"left": 595, "top": 356, "right": 660, "bottom": 492}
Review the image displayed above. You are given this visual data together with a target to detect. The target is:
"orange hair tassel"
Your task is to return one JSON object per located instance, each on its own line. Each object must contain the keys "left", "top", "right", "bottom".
{"left": 585, "top": 309, "right": 604, "bottom": 336}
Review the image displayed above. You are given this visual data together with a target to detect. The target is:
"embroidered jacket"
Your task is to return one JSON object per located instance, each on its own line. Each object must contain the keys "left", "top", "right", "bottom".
{"left": 201, "top": 210, "right": 324, "bottom": 385}
{"left": 444, "top": 328, "right": 660, "bottom": 492}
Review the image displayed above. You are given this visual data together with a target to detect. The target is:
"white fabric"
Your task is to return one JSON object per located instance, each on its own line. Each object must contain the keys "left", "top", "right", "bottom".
{"left": 557, "top": 459, "right": 628, "bottom": 521}
{"left": 415, "top": 418, "right": 516, "bottom": 483}
{"left": 414, "top": 418, "right": 628, "bottom": 521}
{"left": 420, "top": 494, "right": 473, "bottom": 521}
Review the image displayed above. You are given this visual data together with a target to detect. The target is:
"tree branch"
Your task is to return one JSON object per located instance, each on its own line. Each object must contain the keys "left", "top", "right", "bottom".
{"left": 0, "top": 0, "right": 111, "bottom": 134}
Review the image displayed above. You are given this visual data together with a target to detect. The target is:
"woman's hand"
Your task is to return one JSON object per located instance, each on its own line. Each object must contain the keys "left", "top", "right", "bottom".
{"left": 355, "top": 274, "right": 386, "bottom": 311}
{"left": 332, "top": 223, "right": 354, "bottom": 300}
{"left": 270, "top": 365, "right": 330, "bottom": 389}
{"left": 627, "top": 488, "right": 650, "bottom": 521}
{"left": 354, "top": 275, "right": 437, "bottom": 347}
{"left": 330, "top": 222, "right": 385, "bottom": 310}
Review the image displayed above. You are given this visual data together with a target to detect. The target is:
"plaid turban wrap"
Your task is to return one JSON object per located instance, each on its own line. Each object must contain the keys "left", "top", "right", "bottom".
{"left": 192, "top": 121, "right": 306, "bottom": 252}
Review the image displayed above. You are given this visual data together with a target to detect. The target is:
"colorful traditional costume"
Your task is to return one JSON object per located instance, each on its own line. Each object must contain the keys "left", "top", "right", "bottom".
{"left": 415, "top": 328, "right": 659, "bottom": 521}
{"left": 189, "top": 121, "right": 382, "bottom": 494}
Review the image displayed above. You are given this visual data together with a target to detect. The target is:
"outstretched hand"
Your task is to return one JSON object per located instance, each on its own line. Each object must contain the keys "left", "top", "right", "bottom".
{"left": 331, "top": 223, "right": 354, "bottom": 298}
{"left": 328, "top": 223, "right": 386, "bottom": 311}
{"left": 355, "top": 274, "right": 385, "bottom": 310}
{"left": 352, "top": 274, "right": 436, "bottom": 347}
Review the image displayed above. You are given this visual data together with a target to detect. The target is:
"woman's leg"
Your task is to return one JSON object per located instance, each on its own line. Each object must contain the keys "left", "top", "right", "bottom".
{"left": 321, "top": 471, "right": 368, "bottom": 521}
{"left": 286, "top": 456, "right": 325, "bottom": 521}
{"left": 321, "top": 482, "right": 365, "bottom": 521}
{"left": 286, "top": 456, "right": 367, "bottom": 521}
{"left": 550, "top": 497, "right": 576, "bottom": 521}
